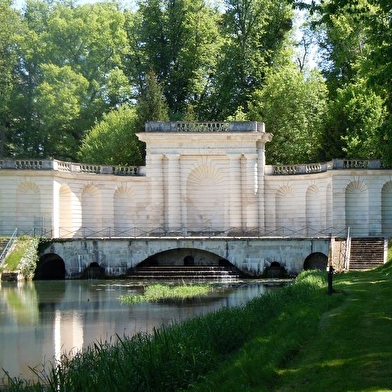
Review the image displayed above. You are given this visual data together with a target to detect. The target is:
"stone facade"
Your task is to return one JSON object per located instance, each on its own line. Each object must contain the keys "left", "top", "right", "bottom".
{"left": 0, "top": 121, "right": 392, "bottom": 239}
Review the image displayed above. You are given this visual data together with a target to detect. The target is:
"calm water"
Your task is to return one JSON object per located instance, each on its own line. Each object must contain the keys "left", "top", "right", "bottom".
{"left": 0, "top": 279, "right": 278, "bottom": 382}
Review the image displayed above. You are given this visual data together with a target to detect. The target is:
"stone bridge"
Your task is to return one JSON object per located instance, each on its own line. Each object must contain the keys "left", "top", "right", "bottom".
{"left": 37, "top": 236, "right": 330, "bottom": 279}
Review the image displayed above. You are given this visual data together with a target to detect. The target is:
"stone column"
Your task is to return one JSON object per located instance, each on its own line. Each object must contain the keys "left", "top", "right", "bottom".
{"left": 243, "top": 154, "right": 258, "bottom": 231}
{"left": 228, "top": 153, "right": 242, "bottom": 231}
{"left": 166, "top": 154, "right": 181, "bottom": 232}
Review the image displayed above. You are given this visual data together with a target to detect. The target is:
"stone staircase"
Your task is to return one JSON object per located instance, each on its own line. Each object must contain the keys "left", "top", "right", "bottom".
{"left": 125, "top": 265, "right": 244, "bottom": 281}
{"left": 349, "top": 237, "right": 386, "bottom": 271}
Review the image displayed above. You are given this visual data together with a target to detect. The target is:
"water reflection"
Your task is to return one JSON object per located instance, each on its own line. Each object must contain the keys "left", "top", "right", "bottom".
{"left": 0, "top": 279, "right": 279, "bottom": 381}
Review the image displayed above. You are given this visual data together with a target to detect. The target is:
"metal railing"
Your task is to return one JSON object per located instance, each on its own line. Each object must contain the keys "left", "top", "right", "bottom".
{"left": 16, "top": 225, "right": 353, "bottom": 240}
{"left": 0, "top": 228, "right": 18, "bottom": 265}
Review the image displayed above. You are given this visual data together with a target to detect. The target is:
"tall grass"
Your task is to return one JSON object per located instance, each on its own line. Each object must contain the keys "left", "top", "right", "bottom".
{"left": 0, "top": 236, "right": 39, "bottom": 279}
{"left": 2, "top": 271, "right": 339, "bottom": 391}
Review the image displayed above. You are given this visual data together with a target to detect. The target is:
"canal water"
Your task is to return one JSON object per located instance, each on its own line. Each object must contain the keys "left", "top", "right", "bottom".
{"left": 0, "top": 279, "right": 280, "bottom": 382}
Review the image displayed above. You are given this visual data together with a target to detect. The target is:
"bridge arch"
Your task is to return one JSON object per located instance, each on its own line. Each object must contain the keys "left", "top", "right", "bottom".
{"left": 34, "top": 253, "right": 66, "bottom": 280}
{"left": 137, "top": 247, "right": 231, "bottom": 268}
{"left": 303, "top": 252, "right": 328, "bottom": 270}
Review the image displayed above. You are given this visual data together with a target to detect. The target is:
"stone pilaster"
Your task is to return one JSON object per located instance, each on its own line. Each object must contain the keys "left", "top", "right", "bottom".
{"left": 148, "top": 153, "right": 165, "bottom": 231}
{"left": 228, "top": 153, "right": 242, "bottom": 231}
{"left": 257, "top": 142, "right": 266, "bottom": 234}
{"left": 166, "top": 154, "right": 181, "bottom": 232}
{"left": 243, "top": 154, "right": 258, "bottom": 231}
{"left": 52, "top": 181, "right": 61, "bottom": 238}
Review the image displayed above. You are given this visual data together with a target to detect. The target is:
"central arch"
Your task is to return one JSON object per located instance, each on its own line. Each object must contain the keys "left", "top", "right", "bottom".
{"left": 139, "top": 248, "right": 227, "bottom": 267}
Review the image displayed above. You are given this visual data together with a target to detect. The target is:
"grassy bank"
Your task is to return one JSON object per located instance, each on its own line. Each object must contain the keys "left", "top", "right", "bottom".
{"left": 3, "top": 264, "right": 392, "bottom": 391}
{"left": 0, "top": 236, "right": 39, "bottom": 279}
{"left": 188, "top": 263, "right": 392, "bottom": 392}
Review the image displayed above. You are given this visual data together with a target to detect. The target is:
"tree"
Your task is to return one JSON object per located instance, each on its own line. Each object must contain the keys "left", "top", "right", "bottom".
{"left": 308, "top": 0, "right": 392, "bottom": 163}
{"left": 0, "top": 0, "right": 22, "bottom": 157}
{"left": 322, "top": 80, "right": 386, "bottom": 160}
{"left": 248, "top": 53, "right": 328, "bottom": 164}
{"left": 135, "top": 70, "right": 169, "bottom": 132}
{"left": 208, "top": 0, "right": 293, "bottom": 119}
{"left": 127, "top": 0, "right": 222, "bottom": 119}
{"left": 8, "top": 1, "right": 130, "bottom": 160}
{"left": 78, "top": 105, "right": 144, "bottom": 166}
{"left": 35, "top": 64, "right": 89, "bottom": 159}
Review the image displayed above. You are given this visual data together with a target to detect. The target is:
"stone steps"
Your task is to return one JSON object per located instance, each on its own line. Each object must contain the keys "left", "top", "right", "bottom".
{"left": 0, "top": 239, "right": 9, "bottom": 254}
{"left": 349, "top": 237, "right": 386, "bottom": 271}
{"left": 125, "top": 265, "right": 243, "bottom": 280}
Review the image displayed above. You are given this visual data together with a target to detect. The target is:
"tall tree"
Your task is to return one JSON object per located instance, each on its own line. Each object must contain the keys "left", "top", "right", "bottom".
{"left": 309, "top": 0, "right": 392, "bottom": 162}
{"left": 10, "top": 1, "right": 130, "bottom": 160}
{"left": 0, "top": 0, "right": 21, "bottom": 157}
{"left": 136, "top": 70, "right": 169, "bottom": 132}
{"left": 127, "top": 0, "right": 222, "bottom": 119}
{"left": 208, "top": 0, "right": 293, "bottom": 119}
{"left": 248, "top": 52, "right": 328, "bottom": 164}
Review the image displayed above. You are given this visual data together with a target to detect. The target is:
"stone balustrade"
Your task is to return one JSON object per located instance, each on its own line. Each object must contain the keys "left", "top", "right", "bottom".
{"left": 268, "top": 159, "right": 384, "bottom": 175}
{"left": 145, "top": 121, "right": 264, "bottom": 133}
{"left": 0, "top": 159, "right": 142, "bottom": 176}
{"left": 0, "top": 158, "right": 385, "bottom": 177}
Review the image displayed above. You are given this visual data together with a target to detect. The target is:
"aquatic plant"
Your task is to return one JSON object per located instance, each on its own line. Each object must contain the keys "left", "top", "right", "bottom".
{"left": 118, "top": 283, "right": 212, "bottom": 304}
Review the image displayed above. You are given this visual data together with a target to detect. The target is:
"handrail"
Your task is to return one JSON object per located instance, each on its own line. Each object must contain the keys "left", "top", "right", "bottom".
{"left": 0, "top": 228, "right": 18, "bottom": 265}
{"left": 32, "top": 225, "right": 347, "bottom": 239}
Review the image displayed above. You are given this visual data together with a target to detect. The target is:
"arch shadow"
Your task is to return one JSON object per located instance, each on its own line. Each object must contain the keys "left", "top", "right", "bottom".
{"left": 303, "top": 252, "right": 328, "bottom": 271}
{"left": 34, "top": 253, "right": 66, "bottom": 280}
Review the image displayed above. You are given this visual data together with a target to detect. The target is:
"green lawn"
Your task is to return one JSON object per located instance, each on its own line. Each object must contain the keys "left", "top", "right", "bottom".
{"left": 188, "top": 264, "right": 392, "bottom": 392}
{"left": 274, "top": 267, "right": 392, "bottom": 391}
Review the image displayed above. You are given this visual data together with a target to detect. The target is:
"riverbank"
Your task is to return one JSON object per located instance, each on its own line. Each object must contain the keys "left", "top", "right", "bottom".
{"left": 189, "top": 262, "right": 392, "bottom": 391}
{"left": 3, "top": 264, "right": 392, "bottom": 391}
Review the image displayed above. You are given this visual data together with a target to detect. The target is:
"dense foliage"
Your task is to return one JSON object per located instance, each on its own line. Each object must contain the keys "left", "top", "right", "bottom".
{"left": 1, "top": 0, "right": 391, "bottom": 164}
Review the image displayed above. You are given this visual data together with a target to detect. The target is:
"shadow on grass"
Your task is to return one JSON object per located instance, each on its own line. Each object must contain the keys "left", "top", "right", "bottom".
{"left": 274, "top": 269, "right": 392, "bottom": 391}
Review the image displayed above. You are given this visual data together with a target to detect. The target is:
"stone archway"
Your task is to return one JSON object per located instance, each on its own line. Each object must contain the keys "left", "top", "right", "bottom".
{"left": 303, "top": 252, "right": 328, "bottom": 270}
{"left": 34, "top": 253, "right": 66, "bottom": 280}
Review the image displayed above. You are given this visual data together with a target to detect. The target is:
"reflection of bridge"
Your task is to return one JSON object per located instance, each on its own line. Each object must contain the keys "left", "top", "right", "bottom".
{"left": 38, "top": 236, "right": 330, "bottom": 278}
{"left": 0, "top": 121, "right": 391, "bottom": 276}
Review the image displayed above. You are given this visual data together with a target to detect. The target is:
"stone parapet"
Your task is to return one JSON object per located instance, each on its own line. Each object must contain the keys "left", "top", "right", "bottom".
{"left": 0, "top": 159, "right": 144, "bottom": 176}
{"left": 145, "top": 121, "right": 264, "bottom": 133}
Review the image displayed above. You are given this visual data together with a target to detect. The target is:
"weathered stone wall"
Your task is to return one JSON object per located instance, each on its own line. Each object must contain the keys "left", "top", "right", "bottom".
{"left": 41, "top": 237, "right": 331, "bottom": 277}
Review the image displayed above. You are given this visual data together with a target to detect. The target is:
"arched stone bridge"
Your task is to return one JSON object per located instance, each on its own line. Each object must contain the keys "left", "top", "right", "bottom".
{"left": 37, "top": 237, "right": 330, "bottom": 279}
